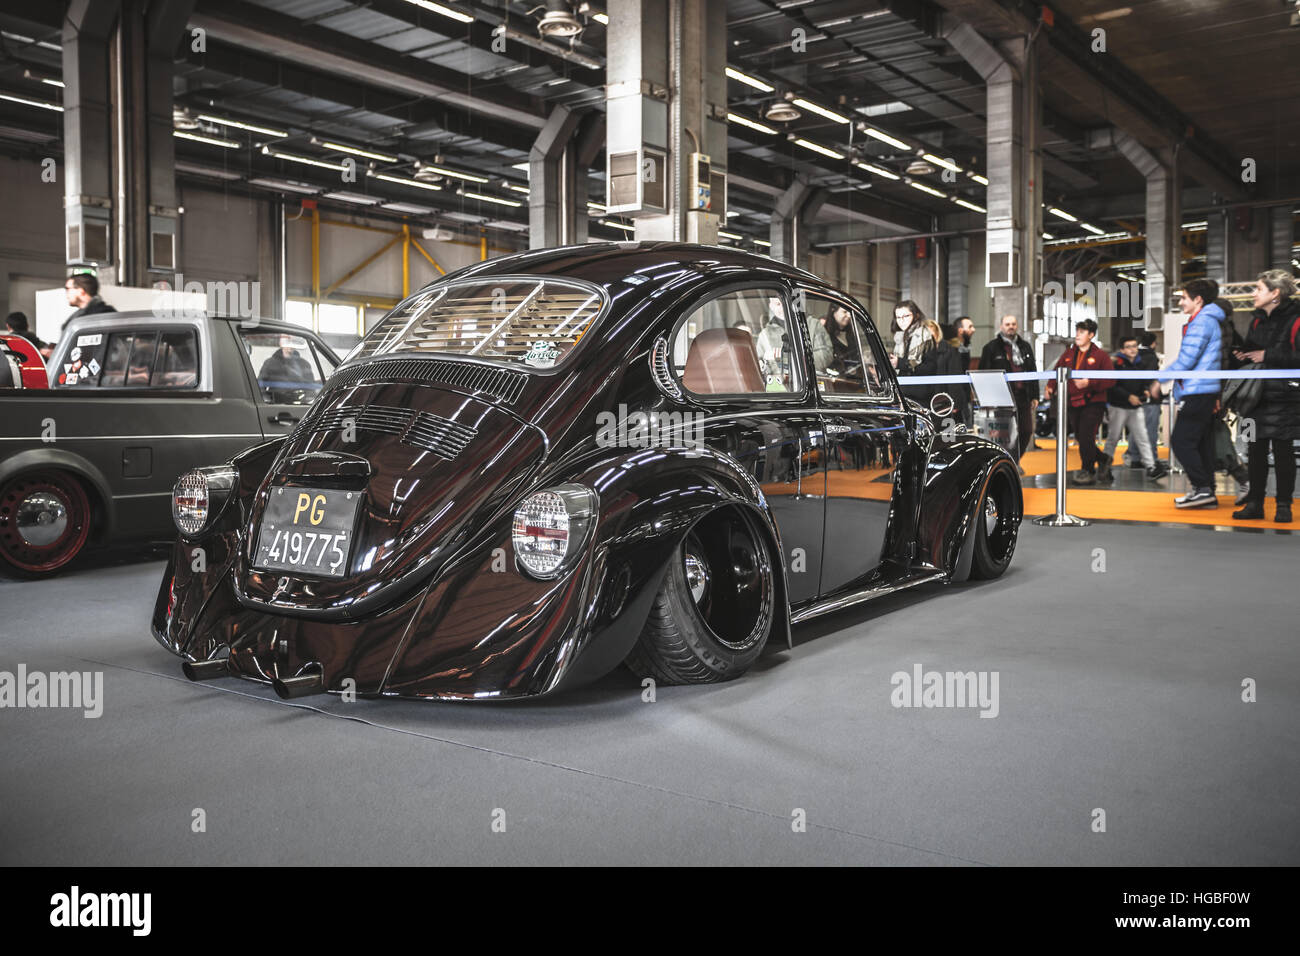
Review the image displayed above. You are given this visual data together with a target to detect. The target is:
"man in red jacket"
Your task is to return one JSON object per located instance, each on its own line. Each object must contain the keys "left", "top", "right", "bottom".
{"left": 1045, "top": 319, "right": 1115, "bottom": 485}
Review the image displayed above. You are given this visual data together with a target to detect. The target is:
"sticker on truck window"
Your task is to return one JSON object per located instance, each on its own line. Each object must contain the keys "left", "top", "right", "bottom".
{"left": 76, "top": 333, "right": 103, "bottom": 347}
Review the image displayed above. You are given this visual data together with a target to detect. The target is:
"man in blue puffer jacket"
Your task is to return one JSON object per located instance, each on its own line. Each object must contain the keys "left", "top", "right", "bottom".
{"left": 1151, "top": 278, "right": 1223, "bottom": 508}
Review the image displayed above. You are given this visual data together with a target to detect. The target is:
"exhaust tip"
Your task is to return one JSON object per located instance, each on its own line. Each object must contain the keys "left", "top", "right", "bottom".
{"left": 272, "top": 668, "right": 325, "bottom": 700}
{"left": 183, "top": 658, "right": 231, "bottom": 682}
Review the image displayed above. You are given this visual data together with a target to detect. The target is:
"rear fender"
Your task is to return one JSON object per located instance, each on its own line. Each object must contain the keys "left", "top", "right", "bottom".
{"left": 0, "top": 448, "right": 115, "bottom": 540}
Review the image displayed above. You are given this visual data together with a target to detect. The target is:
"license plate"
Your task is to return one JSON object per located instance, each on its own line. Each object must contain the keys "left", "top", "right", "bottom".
{"left": 252, "top": 486, "right": 363, "bottom": 578}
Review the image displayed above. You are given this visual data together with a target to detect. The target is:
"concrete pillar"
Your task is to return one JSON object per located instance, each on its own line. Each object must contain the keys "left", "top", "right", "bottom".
{"left": 947, "top": 237, "right": 970, "bottom": 321}
{"left": 1270, "top": 205, "right": 1295, "bottom": 272}
{"left": 769, "top": 178, "right": 827, "bottom": 269}
{"left": 942, "top": 19, "right": 1043, "bottom": 329}
{"left": 62, "top": 0, "right": 120, "bottom": 275}
{"left": 605, "top": 0, "right": 724, "bottom": 243}
{"left": 1114, "top": 131, "right": 1180, "bottom": 355}
{"left": 529, "top": 105, "right": 584, "bottom": 249}
{"left": 1205, "top": 210, "right": 1227, "bottom": 282}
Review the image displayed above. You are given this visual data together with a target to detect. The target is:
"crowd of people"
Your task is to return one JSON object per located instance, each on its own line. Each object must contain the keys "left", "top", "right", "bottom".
{"left": 879, "top": 270, "right": 1300, "bottom": 521}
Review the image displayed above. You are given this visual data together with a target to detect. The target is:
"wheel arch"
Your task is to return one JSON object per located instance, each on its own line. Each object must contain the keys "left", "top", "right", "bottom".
{"left": 0, "top": 448, "right": 116, "bottom": 540}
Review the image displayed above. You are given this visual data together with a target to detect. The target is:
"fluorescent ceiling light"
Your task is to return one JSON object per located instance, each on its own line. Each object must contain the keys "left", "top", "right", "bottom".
{"left": 175, "top": 130, "right": 240, "bottom": 149}
{"left": 954, "top": 198, "right": 985, "bottom": 213}
{"left": 264, "top": 149, "right": 347, "bottom": 171}
{"left": 511, "top": 161, "right": 530, "bottom": 171}
{"left": 323, "top": 191, "right": 381, "bottom": 205}
{"left": 505, "top": 183, "right": 531, "bottom": 194}
{"left": 0, "top": 92, "right": 62, "bottom": 112}
{"left": 319, "top": 140, "right": 398, "bottom": 163}
{"left": 1042, "top": 232, "right": 1054, "bottom": 240}
{"left": 403, "top": 0, "right": 475, "bottom": 23}
{"left": 718, "top": 230, "right": 742, "bottom": 241}
{"left": 968, "top": 173, "right": 989, "bottom": 186}
{"left": 1, "top": 31, "right": 60, "bottom": 52}
{"left": 862, "top": 126, "right": 909, "bottom": 151}
{"left": 380, "top": 202, "right": 436, "bottom": 214}
{"left": 592, "top": 12, "right": 609, "bottom": 25}
{"left": 1048, "top": 207, "right": 1077, "bottom": 222}
{"left": 199, "top": 113, "right": 287, "bottom": 137}
{"left": 858, "top": 101, "right": 911, "bottom": 117}
{"left": 853, "top": 161, "right": 899, "bottom": 180}
{"left": 726, "top": 210, "right": 740, "bottom": 218}
{"left": 727, "top": 112, "right": 777, "bottom": 135}
{"left": 725, "top": 67, "right": 774, "bottom": 93}
{"left": 176, "top": 161, "right": 243, "bottom": 181}
{"left": 599, "top": 219, "right": 635, "bottom": 232}
{"left": 42, "top": 78, "right": 64, "bottom": 88}
{"left": 420, "top": 164, "right": 489, "bottom": 184}
{"left": 587, "top": 201, "right": 607, "bottom": 212}
{"left": 792, "top": 98, "right": 850, "bottom": 125}
{"left": 463, "top": 191, "right": 522, "bottom": 207}
{"left": 908, "top": 181, "right": 945, "bottom": 198}
{"left": 794, "top": 138, "right": 844, "bottom": 160}
{"left": 1182, "top": 220, "right": 1208, "bottom": 231}
{"left": 372, "top": 172, "right": 442, "bottom": 191}
{"left": 248, "top": 177, "right": 320, "bottom": 194}
{"left": 922, "top": 153, "right": 961, "bottom": 173}
{"left": 754, "top": 239, "right": 771, "bottom": 247}
{"left": 1080, "top": 223, "right": 1106, "bottom": 235}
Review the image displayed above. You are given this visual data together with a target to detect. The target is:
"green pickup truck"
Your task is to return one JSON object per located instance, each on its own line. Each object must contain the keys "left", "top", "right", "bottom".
{"left": 0, "top": 312, "right": 339, "bottom": 577}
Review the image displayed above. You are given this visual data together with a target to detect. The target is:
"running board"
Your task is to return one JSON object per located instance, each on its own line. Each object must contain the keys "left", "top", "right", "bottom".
{"left": 790, "top": 569, "right": 947, "bottom": 624}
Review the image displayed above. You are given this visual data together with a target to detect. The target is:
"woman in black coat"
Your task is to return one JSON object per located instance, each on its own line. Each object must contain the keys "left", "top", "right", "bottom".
{"left": 1232, "top": 270, "right": 1300, "bottom": 522}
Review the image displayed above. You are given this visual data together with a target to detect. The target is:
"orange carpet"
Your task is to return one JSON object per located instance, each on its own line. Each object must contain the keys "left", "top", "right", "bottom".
{"left": 1021, "top": 438, "right": 1169, "bottom": 477}
{"left": 1018, "top": 487, "right": 1284, "bottom": 527}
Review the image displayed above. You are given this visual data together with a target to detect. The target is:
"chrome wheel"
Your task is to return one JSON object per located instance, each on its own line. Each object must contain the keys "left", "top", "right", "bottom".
{"left": 983, "top": 494, "right": 999, "bottom": 539}
{"left": 16, "top": 492, "right": 68, "bottom": 547}
{"left": 683, "top": 550, "right": 709, "bottom": 604}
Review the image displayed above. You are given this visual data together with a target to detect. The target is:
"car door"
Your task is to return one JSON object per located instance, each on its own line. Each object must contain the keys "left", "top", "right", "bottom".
{"left": 236, "top": 326, "right": 332, "bottom": 438}
{"left": 669, "top": 283, "right": 826, "bottom": 607}
{"left": 795, "top": 289, "right": 912, "bottom": 596}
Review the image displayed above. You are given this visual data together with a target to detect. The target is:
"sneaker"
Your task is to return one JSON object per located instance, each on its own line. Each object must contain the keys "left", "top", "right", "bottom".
{"left": 1235, "top": 487, "right": 1251, "bottom": 505}
{"left": 1072, "top": 469, "right": 1096, "bottom": 486}
{"left": 1146, "top": 463, "right": 1169, "bottom": 480}
{"left": 1277, "top": 502, "right": 1293, "bottom": 523}
{"left": 1175, "top": 488, "right": 1218, "bottom": 509}
{"left": 1096, "top": 460, "right": 1114, "bottom": 484}
{"left": 1233, "top": 502, "right": 1264, "bottom": 520}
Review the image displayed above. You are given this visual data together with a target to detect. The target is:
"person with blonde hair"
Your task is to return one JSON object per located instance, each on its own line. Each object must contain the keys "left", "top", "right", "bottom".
{"left": 1231, "top": 269, "right": 1300, "bottom": 522}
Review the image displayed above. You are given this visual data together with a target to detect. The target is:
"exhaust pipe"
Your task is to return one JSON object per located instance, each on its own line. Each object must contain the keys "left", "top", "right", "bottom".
{"left": 272, "top": 665, "right": 325, "bottom": 700}
{"left": 183, "top": 657, "right": 231, "bottom": 681}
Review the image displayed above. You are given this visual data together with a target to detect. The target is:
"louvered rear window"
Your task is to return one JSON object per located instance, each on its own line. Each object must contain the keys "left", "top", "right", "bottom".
{"left": 348, "top": 278, "right": 606, "bottom": 369}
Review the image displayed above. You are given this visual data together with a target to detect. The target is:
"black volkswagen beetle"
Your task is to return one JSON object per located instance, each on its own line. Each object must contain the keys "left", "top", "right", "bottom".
{"left": 153, "top": 243, "right": 1021, "bottom": 700}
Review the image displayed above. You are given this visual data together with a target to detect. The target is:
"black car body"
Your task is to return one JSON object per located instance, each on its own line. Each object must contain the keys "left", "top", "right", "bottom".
{"left": 153, "top": 243, "right": 1022, "bottom": 700}
{"left": 0, "top": 313, "right": 338, "bottom": 575}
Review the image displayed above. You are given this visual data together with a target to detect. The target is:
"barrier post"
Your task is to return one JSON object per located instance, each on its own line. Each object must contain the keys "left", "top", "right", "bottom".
{"left": 1033, "top": 365, "right": 1090, "bottom": 527}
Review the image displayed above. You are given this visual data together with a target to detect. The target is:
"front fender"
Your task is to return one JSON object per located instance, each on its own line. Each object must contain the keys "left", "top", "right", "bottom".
{"left": 915, "top": 433, "right": 1021, "bottom": 580}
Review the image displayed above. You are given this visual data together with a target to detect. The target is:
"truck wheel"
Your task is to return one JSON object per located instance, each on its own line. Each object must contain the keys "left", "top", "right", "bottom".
{"left": 0, "top": 472, "right": 92, "bottom": 577}
{"left": 625, "top": 509, "right": 774, "bottom": 685}
{"left": 971, "top": 466, "right": 1019, "bottom": 580}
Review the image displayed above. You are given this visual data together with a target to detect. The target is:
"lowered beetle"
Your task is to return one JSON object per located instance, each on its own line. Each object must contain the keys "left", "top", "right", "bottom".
{"left": 153, "top": 243, "right": 1021, "bottom": 701}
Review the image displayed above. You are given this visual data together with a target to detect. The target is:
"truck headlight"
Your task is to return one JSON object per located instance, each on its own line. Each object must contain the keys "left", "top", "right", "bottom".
{"left": 173, "top": 466, "right": 238, "bottom": 537}
{"left": 511, "top": 484, "right": 597, "bottom": 579}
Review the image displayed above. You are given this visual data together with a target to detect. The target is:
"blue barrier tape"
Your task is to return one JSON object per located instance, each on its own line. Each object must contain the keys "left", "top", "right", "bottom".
{"left": 896, "top": 368, "right": 1300, "bottom": 384}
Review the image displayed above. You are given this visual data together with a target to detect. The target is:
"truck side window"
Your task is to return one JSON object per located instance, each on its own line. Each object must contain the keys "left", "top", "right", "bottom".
{"left": 239, "top": 330, "right": 324, "bottom": 405}
{"left": 125, "top": 333, "right": 158, "bottom": 387}
{"left": 99, "top": 334, "right": 133, "bottom": 387}
{"left": 152, "top": 331, "right": 199, "bottom": 387}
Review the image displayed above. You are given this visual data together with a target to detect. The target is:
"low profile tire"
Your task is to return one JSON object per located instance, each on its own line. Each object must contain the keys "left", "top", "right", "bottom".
{"left": 970, "top": 465, "right": 1019, "bottom": 580}
{"left": 625, "top": 509, "right": 775, "bottom": 685}
{"left": 0, "top": 471, "right": 93, "bottom": 577}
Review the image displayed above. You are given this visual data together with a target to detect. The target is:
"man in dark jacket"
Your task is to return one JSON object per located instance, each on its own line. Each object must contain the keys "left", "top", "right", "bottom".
{"left": 1045, "top": 319, "right": 1115, "bottom": 485}
{"left": 1102, "top": 335, "right": 1166, "bottom": 481}
{"left": 978, "top": 313, "right": 1039, "bottom": 458}
{"left": 60, "top": 273, "right": 116, "bottom": 338}
{"left": 1231, "top": 270, "right": 1300, "bottom": 522}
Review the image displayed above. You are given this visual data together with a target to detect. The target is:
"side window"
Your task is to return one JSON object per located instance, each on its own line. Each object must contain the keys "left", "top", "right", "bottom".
{"left": 239, "top": 330, "right": 324, "bottom": 405}
{"left": 98, "top": 334, "right": 132, "bottom": 387}
{"left": 800, "top": 292, "right": 890, "bottom": 399}
{"left": 671, "top": 288, "right": 802, "bottom": 396}
{"left": 151, "top": 331, "right": 199, "bottom": 387}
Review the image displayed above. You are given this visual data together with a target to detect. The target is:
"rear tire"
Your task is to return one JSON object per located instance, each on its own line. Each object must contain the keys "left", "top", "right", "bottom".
{"left": 0, "top": 471, "right": 92, "bottom": 577}
{"left": 625, "top": 510, "right": 774, "bottom": 685}
{"left": 970, "top": 466, "right": 1019, "bottom": 580}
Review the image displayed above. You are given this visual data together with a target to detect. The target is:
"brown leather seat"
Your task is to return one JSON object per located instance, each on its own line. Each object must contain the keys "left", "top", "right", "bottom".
{"left": 682, "top": 326, "right": 766, "bottom": 394}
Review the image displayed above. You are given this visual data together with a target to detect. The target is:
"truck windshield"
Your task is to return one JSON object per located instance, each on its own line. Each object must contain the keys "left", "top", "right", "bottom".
{"left": 347, "top": 278, "right": 605, "bottom": 369}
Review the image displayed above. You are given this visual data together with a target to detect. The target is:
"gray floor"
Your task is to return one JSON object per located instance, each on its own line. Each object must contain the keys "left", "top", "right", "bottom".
{"left": 1, "top": 522, "right": 1297, "bottom": 866}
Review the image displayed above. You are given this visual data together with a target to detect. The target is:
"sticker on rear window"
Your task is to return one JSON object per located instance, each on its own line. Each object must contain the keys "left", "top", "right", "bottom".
{"left": 76, "top": 333, "right": 103, "bottom": 347}
{"left": 522, "top": 341, "right": 560, "bottom": 368}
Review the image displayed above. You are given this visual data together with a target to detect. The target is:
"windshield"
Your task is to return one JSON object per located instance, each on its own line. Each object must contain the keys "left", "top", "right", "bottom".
{"left": 346, "top": 277, "right": 606, "bottom": 369}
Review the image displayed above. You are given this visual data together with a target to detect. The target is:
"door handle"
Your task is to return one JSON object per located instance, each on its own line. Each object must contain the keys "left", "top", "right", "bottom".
{"left": 269, "top": 411, "right": 300, "bottom": 425}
